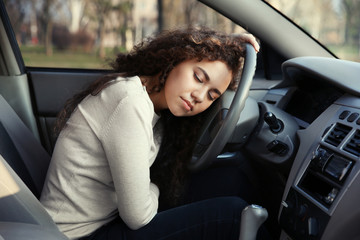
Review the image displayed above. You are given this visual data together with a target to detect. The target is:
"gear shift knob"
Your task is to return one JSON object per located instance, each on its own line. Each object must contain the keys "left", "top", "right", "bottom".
{"left": 239, "top": 204, "right": 268, "bottom": 240}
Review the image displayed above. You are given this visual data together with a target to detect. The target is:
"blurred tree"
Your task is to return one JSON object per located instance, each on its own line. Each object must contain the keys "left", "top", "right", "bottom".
{"left": 114, "top": 1, "right": 133, "bottom": 52}
{"left": 38, "top": 0, "right": 62, "bottom": 56}
{"left": 342, "top": 0, "right": 360, "bottom": 46}
{"left": 68, "top": 0, "right": 86, "bottom": 33}
{"left": 161, "top": 0, "right": 237, "bottom": 34}
{"left": 183, "top": 0, "right": 199, "bottom": 26}
{"left": 89, "top": 0, "right": 132, "bottom": 58}
{"left": 92, "top": 0, "right": 112, "bottom": 58}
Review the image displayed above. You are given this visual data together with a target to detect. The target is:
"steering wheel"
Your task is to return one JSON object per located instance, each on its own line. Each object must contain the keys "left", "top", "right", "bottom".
{"left": 189, "top": 43, "right": 257, "bottom": 171}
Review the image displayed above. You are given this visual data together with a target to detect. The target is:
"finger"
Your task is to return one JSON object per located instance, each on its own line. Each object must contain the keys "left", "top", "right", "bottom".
{"left": 233, "top": 33, "right": 260, "bottom": 53}
{"left": 243, "top": 34, "right": 260, "bottom": 53}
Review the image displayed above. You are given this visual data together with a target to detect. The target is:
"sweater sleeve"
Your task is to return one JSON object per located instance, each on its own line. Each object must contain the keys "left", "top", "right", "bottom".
{"left": 99, "top": 94, "right": 159, "bottom": 230}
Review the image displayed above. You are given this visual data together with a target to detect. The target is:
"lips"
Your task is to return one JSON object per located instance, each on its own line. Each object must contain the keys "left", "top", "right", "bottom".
{"left": 181, "top": 97, "right": 193, "bottom": 111}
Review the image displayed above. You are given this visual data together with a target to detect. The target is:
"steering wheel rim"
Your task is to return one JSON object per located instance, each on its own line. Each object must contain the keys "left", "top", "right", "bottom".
{"left": 189, "top": 43, "right": 257, "bottom": 171}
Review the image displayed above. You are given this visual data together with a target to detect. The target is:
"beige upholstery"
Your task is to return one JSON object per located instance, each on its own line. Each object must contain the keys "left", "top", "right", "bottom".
{"left": 0, "top": 155, "right": 67, "bottom": 239}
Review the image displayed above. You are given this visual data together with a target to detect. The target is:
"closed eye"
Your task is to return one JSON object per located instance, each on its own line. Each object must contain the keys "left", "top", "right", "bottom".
{"left": 208, "top": 91, "right": 220, "bottom": 101}
{"left": 194, "top": 72, "right": 203, "bottom": 83}
{"left": 208, "top": 92, "right": 215, "bottom": 101}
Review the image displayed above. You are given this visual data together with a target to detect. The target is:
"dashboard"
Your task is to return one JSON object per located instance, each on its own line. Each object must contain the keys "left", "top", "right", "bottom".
{"left": 268, "top": 57, "right": 360, "bottom": 240}
{"left": 283, "top": 79, "right": 343, "bottom": 126}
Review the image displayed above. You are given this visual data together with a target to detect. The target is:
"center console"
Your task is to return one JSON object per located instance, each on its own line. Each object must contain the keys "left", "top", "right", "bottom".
{"left": 279, "top": 97, "right": 360, "bottom": 240}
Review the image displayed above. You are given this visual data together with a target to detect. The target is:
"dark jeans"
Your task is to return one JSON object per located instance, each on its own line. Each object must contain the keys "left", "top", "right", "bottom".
{"left": 87, "top": 197, "right": 246, "bottom": 240}
{"left": 85, "top": 165, "right": 269, "bottom": 240}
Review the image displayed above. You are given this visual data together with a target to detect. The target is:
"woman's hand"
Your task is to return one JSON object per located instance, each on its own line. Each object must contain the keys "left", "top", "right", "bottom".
{"left": 233, "top": 33, "right": 260, "bottom": 53}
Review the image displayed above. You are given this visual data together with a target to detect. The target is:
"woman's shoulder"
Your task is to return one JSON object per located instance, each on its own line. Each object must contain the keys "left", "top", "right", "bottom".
{"left": 79, "top": 75, "right": 150, "bottom": 117}
{"left": 105, "top": 75, "right": 146, "bottom": 99}
{"left": 88, "top": 75, "right": 150, "bottom": 110}
{"left": 74, "top": 75, "right": 153, "bottom": 136}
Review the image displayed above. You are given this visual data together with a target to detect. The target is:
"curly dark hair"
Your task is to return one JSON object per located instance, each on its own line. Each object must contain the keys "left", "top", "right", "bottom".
{"left": 54, "top": 27, "right": 247, "bottom": 208}
{"left": 111, "top": 27, "right": 245, "bottom": 92}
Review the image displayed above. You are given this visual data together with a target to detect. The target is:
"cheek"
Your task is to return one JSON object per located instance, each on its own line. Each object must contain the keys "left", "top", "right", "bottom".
{"left": 194, "top": 101, "right": 212, "bottom": 114}
{"left": 164, "top": 76, "right": 178, "bottom": 97}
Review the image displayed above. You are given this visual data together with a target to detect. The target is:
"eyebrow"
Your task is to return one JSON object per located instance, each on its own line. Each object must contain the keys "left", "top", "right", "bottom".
{"left": 197, "top": 67, "right": 222, "bottom": 96}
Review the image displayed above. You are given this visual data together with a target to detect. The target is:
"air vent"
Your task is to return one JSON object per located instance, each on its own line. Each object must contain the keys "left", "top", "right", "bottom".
{"left": 344, "top": 130, "right": 360, "bottom": 157}
{"left": 324, "top": 123, "right": 352, "bottom": 147}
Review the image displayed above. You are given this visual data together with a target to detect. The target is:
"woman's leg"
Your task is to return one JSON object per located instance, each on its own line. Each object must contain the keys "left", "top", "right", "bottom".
{"left": 184, "top": 165, "right": 259, "bottom": 205}
{"left": 182, "top": 165, "right": 272, "bottom": 240}
{"left": 87, "top": 197, "right": 247, "bottom": 240}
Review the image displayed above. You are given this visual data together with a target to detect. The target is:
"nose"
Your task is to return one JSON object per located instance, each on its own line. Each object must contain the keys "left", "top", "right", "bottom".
{"left": 191, "top": 87, "right": 207, "bottom": 103}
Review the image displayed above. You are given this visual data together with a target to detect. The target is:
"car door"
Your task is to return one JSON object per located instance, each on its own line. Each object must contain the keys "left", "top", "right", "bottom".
{"left": 0, "top": 0, "right": 109, "bottom": 154}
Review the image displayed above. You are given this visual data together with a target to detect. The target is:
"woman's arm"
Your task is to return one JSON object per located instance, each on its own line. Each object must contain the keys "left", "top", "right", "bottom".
{"left": 99, "top": 93, "right": 159, "bottom": 230}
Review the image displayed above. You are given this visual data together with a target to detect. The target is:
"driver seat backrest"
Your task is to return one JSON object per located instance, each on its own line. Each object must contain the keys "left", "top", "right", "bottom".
{"left": 0, "top": 155, "right": 67, "bottom": 239}
{"left": 0, "top": 95, "right": 68, "bottom": 239}
{"left": 0, "top": 94, "right": 50, "bottom": 198}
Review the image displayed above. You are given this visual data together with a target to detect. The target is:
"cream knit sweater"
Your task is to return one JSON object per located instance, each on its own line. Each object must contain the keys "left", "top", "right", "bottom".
{"left": 40, "top": 76, "right": 162, "bottom": 239}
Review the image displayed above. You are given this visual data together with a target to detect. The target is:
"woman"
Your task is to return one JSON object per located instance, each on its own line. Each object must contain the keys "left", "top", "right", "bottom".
{"left": 40, "top": 27, "right": 264, "bottom": 240}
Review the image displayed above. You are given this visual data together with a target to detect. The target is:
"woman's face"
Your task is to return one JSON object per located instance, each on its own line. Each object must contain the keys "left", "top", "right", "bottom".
{"left": 162, "top": 59, "right": 232, "bottom": 117}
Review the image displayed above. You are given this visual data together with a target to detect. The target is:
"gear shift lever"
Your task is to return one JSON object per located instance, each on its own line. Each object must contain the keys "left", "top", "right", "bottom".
{"left": 264, "top": 112, "right": 283, "bottom": 133}
{"left": 239, "top": 205, "right": 268, "bottom": 240}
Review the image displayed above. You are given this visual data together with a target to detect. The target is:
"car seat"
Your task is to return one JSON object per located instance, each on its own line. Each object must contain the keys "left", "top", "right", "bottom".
{"left": 0, "top": 94, "right": 50, "bottom": 198}
{"left": 0, "top": 94, "right": 67, "bottom": 239}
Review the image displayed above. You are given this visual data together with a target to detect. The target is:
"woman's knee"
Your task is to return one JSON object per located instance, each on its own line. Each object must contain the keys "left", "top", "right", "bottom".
{"left": 150, "top": 197, "right": 247, "bottom": 239}
{"left": 207, "top": 196, "right": 248, "bottom": 214}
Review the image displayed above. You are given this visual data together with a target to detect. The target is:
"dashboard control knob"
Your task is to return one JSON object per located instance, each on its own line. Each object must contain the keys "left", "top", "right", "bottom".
{"left": 264, "top": 112, "right": 283, "bottom": 133}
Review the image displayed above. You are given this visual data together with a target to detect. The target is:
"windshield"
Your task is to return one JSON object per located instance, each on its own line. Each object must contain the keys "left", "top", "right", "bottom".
{"left": 265, "top": 0, "right": 360, "bottom": 62}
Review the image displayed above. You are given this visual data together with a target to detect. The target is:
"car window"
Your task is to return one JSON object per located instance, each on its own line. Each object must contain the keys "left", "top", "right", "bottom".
{"left": 264, "top": 0, "right": 360, "bottom": 62}
{"left": 5, "top": 0, "right": 247, "bottom": 69}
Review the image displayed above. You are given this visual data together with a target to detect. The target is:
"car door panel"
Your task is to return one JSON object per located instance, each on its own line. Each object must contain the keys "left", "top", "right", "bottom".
{"left": 28, "top": 70, "right": 106, "bottom": 153}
